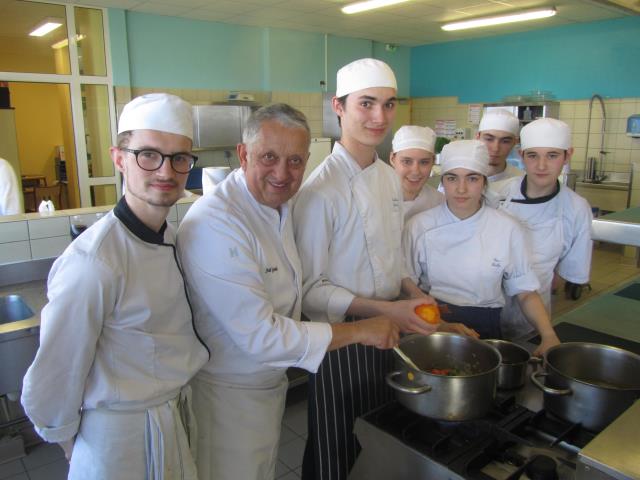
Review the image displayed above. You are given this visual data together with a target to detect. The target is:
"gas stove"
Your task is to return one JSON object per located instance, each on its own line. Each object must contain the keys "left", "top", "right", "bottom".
{"left": 349, "top": 390, "right": 598, "bottom": 480}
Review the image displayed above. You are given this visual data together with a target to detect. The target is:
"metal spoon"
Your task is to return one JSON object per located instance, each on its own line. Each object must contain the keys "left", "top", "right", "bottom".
{"left": 393, "top": 346, "right": 421, "bottom": 372}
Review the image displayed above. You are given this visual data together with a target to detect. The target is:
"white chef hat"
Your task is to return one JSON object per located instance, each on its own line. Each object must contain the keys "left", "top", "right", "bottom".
{"left": 520, "top": 118, "right": 572, "bottom": 150}
{"left": 118, "top": 93, "right": 193, "bottom": 140}
{"left": 478, "top": 109, "right": 520, "bottom": 136}
{"left": 440, "top": 140, "right": 490, "bottom": 177}
{"left": 392, "top": 126, "right": 436, "bottom": 154}
{"left": 336, "top": 58, "right": 397, "bottom": 97}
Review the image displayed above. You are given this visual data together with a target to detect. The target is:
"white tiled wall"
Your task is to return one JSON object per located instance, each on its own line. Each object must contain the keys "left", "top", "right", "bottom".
{"left": 411, "top": 96, "right": 640, "bottom": 178}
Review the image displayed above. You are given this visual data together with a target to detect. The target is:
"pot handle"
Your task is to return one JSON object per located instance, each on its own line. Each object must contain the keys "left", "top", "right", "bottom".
{"left": 385, "top": 371, "right": 432, "bottom": 395}
{"left": 530, "top": 371, "right": 572, "bottom": 396}
{"left": 528, "top": 356, "right": 542, "bottom": 365}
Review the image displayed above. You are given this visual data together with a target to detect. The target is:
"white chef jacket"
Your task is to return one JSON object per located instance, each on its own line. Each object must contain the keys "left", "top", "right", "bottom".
{"left": 21, "top": 198, "right": 209, "bottom": 479}
{"left": 0, "top": 157, "right": 22, "bottom": 215}
{"left": 496, "top": 177, "right": 593, "bottom": 338}
{"left": 403, "top": 202, "right": 540, "bottom": 308}
{"left": 403, "top": 184, "right": 443, "bottom": 222}
{"left": 177, "top": 169, "right": 332, "bottom": 480}
{"left": 177, "top": 169, "right": 332, "bottom": 385}
{"left": 293, "top": 142, "right": 405, "bottom": 323}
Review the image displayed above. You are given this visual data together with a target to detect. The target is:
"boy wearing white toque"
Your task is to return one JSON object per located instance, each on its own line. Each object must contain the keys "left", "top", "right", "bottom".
{"left": 476, "top": 109, "right": 522, "bottom": 185}
{"left": 390, "top": 125, "right": 443, "bottom": 221}
{"left": 22, "top": 93, "right": 209, "bottom": 480}
{"left": 496, "top": 118, "right": 593, "bottom": 340}
{"left": 293, "top": 58, "right": 439, "bottom": 480}
{"left": 402, "top": 139, "right": 559, "bottom": 355}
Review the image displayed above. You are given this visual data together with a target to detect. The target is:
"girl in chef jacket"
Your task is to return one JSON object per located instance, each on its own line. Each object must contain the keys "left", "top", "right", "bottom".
{"left": 402, "top": 139, "right": 560, "bottom": 355}
{"left": 494, "top": 118, "right": 592, "bottom": 340}
{"left": 389, "top": 125, "right": 443, "bottom": 222}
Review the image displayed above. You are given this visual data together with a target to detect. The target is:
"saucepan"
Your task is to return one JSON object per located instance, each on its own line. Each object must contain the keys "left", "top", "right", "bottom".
{"left": 484, "top": 339, "right": 539, "bottom": 390}
{"left": 386, "top": 333, "right": 500, "bottom": 421}
{"left": 531, "top": 342, "right": 640, "bottom": 431}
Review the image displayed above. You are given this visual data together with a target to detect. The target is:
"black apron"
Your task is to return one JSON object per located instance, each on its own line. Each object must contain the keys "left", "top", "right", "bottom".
{"left": 439, "top": 301, "right": 503, "bottom": 339}
{"left": 301, "top": 316, "right": 394, "bottom": 480}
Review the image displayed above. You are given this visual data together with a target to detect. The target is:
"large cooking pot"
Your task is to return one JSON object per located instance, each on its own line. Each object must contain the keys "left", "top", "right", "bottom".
{"left": 484, "top": 339, "right": 538, "bottom": 390}
{"left": 385, "top": 333, "right": 500, "bottom": 421}
{"left": 531, "top": 342, "right": 640, "bottom": 431}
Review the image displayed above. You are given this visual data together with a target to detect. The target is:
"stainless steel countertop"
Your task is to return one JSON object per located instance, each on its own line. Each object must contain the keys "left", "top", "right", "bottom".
{"left": 578, "top": 400, "right": 640, "bottom": 479}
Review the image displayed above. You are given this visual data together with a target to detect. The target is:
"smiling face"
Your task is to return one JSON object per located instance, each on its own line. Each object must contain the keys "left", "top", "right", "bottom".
{"left": 334, "top": 87, "right": 397, "bottom": 149}
{"left": 521, "top": 146, "right": 572, "bottom": 197}
{"left": 390, "top": 148, "right": 435, "bottom": 200}
{"left": 441, "top": 167, "right": 486, "bottom": 219}
{"left": 238, "top": 120, "right": 310, "bottom": 210}
{"left": 476, "top": 130, "right": 517, "bottom": 176}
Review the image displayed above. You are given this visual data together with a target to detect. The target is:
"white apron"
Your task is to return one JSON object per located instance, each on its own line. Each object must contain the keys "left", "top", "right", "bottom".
{"left": 499, "top": 193, "right": 564, "bottom": 339}
{"left": 69, "top": 387, "right": 198, "bottom": 480}
{"left": 351, "top": 165, "right": 404, "bottom": 300}
{"left": 191, "top": 373, "right": 288, "bottom": 480}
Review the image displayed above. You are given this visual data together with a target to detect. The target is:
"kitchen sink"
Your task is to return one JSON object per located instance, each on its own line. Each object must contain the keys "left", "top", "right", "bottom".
{"left": 0, "top": 295, "right": 39, "bottom": 396}
{"left": 0, "top": 295, "right": 35, "bottom": 324}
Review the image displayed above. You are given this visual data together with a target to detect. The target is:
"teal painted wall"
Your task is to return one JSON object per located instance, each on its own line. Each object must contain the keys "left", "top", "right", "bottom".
{"left": 410, "top": 16, "right": 640, "bottom": 102}
{"left": 108, "top": 11, "right": 410, "bottom": 96}
{"left": 267, "top": 29, "right": 325, "bottom": 92}
{"left": 107, "top": 9, "right": 130, "bottom": 86}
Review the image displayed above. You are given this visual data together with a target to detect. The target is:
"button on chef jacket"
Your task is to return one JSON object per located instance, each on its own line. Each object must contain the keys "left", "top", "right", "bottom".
{"left": 495, "top": 177, "right": 593, "bottom": 338}
{"left": 177, "top": 168, "right": 332, "bottom": 386}
{"left": 21, "top": 199, "right": 209, "bottom": 479}
{"left": 293, "top": 142, "right": 405, "bottom": 323}
{"left": 403, "top": 202, "right": 540, "bottom": 308}
{"left": 403, "top": 184, "right": 443, "bottom": 222}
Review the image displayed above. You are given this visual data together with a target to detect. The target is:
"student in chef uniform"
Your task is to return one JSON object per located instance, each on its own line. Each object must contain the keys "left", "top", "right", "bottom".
{"left": 176, "top": 103, "right": 400, "bottom": 480}
{"left": 402, "top": 139, "right": 560, "bottom": 356}
{"left": 496, "top": 118, "right": 592, "bottom": 339}
{"left": 293, "top": 58, "right": 442, "bottom": 480}
{"left": 476, "top": 109, "right": 522, "bottom": 189}
{"left": 0, "top": 157, "right": 22, "bottom": 215}
{"left": 21, "top": 93, "right": 209, "bottom": 480}
{"left": 389, "top": 125, "right": 443, "bottom": 222}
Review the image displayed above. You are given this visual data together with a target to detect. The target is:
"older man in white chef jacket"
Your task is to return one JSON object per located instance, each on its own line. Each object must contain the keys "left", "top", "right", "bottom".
{"left": 177, "top": 103, "right": 399, "bottom": 480}
{"left": 21, "top": 93, "right": 210, "bottom": 480}
{"left": 292, "top": 58, "right": 441, "bottom": 480}
{"left": 476, "top": 109, "right": 522, "bottom": 189}
{"left": 0, "top": 157, "right": 22, "bottom": 215}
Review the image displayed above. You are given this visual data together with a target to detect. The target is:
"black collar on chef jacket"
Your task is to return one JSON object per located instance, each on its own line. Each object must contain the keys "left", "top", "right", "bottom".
{"left": 512, "top": 176, "right": 561, "bottom": 204}
{"left": 114, "top": 197, "right": 168, "bottom": 245}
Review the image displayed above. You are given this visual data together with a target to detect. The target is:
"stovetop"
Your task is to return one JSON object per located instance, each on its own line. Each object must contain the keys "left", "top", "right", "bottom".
{"left": 349, "top": 393, "right": 599, "bottom": 480}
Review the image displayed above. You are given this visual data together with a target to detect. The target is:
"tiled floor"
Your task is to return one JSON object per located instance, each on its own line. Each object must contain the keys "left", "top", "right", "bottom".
{"left": 1, "top": 244, "right": 637, "bottom": 480}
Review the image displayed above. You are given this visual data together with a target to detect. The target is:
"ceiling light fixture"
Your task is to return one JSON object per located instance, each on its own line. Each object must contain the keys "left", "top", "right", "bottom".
{"left": 51, "top": 34, "right": 86, "bottom": 50}
{"left": 441, "top": 7, "right": 557, "bottom": 31}
{"left": 342, "top": 0, "right": 412, "bottom": 15}
{"left": 29, "top": 18, "right": 63, "bottom": 37}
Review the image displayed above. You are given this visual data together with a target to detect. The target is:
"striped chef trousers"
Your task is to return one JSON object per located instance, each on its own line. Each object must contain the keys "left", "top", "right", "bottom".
{"left": 301, "top": 316, "right": 394, "bottom": 480}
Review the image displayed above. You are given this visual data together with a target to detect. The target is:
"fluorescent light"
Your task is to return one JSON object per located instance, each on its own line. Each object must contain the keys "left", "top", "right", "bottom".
{"left": 342, "top": 0, "right": 412, "bottom": 15}
{"left": 51, "top": 34, "right": 86, "bottom": 50}
{"left": 442, "top": 7, "right": 556, "bottom": 31}
{"left": 29, "top": 18, "right": 63, "bottom": 37}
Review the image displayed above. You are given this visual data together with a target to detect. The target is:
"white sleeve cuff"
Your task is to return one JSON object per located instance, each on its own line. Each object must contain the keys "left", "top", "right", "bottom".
{"left": 296, "top": 322, "right": 332, "bottom": 373}
{"left": 327, "top": 287, "right": 356, "bottom": 318}
{"left": 504, "top": 270, "right": 540, "bottom": 297}
{"left": 33, "top": 418, "right": 80, "bottom": 443}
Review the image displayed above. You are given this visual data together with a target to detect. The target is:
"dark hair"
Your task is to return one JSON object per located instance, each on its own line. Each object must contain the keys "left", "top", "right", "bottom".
{"left": 243, "top": 103, "right": 310, "bottom": 145}
{"left": 335, "top": 94, "right": 348, "bottom": 127}
{"left": 117, "top": 131, "right": 132, "bottom": 148}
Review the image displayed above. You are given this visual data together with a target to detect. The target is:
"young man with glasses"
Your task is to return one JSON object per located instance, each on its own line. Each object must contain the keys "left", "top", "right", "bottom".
{"left": 22, "top": 93, "right": 209, "bottom": 480}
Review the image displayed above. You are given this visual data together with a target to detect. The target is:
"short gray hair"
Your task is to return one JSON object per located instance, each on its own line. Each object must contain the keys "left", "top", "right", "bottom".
{"left": 242, "top": 103, "right": 310, "bottom": 145}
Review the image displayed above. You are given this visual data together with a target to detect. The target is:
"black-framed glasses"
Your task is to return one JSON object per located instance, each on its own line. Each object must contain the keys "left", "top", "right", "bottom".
{"left": 120, "top": 148, "right": 198, "bottom": 174}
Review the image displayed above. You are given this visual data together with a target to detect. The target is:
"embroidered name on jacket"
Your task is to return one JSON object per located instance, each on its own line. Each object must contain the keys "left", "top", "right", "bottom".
{"left": 265, "top": 266, "right": 279, "bottom": 273}
{"left": 491, "top": 258, "right": 502, "bottom": 268}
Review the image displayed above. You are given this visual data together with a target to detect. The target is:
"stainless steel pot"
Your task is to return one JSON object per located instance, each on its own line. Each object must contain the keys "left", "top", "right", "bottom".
{"left": 386, "top": 333, "right": 500, "bottom": 421}
{"left": 531, "top": 342, "right": 640, "bottom": 431}
{"left": 484, "top": 339, "right": 537, "bottom": 390}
